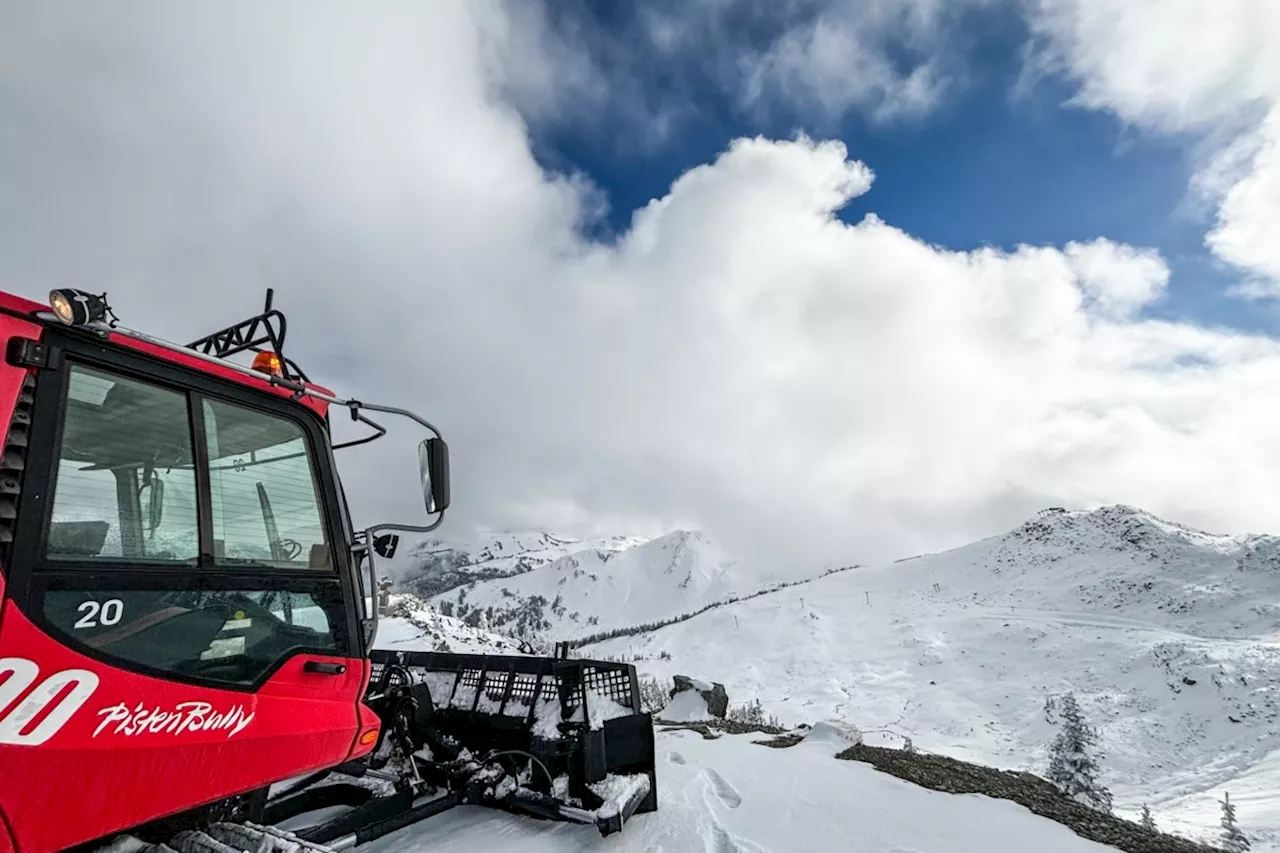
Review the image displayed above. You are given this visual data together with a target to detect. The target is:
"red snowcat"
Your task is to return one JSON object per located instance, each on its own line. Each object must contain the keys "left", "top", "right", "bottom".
{"left": 0, "top": 288, "right": 656, "bottom": 853}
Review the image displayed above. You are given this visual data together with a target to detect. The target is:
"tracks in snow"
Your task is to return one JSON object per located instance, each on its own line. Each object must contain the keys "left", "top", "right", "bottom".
{"left": 666, "top": 749, "right": 759, "bottom": 852}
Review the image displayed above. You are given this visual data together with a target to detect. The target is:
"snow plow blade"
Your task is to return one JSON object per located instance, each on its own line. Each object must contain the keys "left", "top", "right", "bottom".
{"left": 263, "top": 648, "right": 657, "bottom": 846}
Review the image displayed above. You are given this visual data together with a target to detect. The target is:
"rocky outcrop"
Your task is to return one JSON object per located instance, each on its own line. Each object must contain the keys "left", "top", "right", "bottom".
{"left": 671, "top": 675, "right": 729, "bottom": 718}
{"left": 835, "top": 743, "right": 1224, "bottom": 853}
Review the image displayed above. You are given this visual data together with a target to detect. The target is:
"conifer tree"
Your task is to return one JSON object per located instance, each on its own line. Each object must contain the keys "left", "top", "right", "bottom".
{"left": 1045, "top": 692, "right": 1113, "bottom": 813}
{"left": 1139, "top": 804, "right": 1155, "bottom": 831}
{"left": 1219, "top": 791, "right": 1250, "bottom": 852}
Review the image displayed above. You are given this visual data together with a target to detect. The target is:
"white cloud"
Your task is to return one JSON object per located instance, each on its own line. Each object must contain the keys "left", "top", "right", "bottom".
{"left": 1064, "top": 239, "right": 1169, "bottom": 319}
{"left": 698, "top": 0, "right": 994, "bottom": 124}
{"left": 1024, "top": 0, "right": 1280, "bottom": 294}
{"left": 5, "top": 2, "right": 1280, "bottom": 572}
{"left": 737, "top": 0, "right": 955, "bottom": 123}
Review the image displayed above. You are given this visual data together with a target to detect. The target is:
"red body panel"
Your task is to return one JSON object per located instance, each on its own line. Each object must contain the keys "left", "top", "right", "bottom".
{"left": 0, "top": 293, "right": 47, "bottom": 318}
{"left": 0, "top": 813, "right": 15, "bottom": 853}
{"left": 0, "top": 291, "right": 377, "bottom": 852}
{"left": 0, "top": 605, "right": 376, "bottom": 853}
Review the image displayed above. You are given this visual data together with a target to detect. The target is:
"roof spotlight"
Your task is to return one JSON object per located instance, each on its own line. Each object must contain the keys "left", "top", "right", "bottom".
{"left": 49, "top": 289, "right": 110, "bottom": 326}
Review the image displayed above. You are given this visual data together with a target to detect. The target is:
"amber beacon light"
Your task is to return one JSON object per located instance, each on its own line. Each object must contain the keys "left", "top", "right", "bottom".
{"left": 251, "top": 350, "right": 284, "bottom": 377}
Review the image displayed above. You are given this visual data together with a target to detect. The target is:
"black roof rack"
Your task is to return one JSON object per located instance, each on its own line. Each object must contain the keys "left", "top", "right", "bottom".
{"left": 185, "top": 289, "right": 387, "bottom": 452}
{"left": 186, "top": 288, "right": 309, "bottom": 381}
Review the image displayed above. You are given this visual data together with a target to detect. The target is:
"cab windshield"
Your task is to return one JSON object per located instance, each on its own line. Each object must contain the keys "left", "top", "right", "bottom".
{"left": 46, "top": 362, "right": 332, "bottom": 570}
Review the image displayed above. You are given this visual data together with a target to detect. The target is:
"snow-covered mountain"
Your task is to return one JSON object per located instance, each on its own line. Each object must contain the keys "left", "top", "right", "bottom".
{"left": 381, "top": 504, "right": 1280, "bottom": 849}
{"left": 424, "top": 529, "right": 791, "bottom": 640}
{"left": 568, "top": 505, "right": 1280, "bottom": 851}
{"left": 381, "top": 528, "right": 646, "bottom": 599}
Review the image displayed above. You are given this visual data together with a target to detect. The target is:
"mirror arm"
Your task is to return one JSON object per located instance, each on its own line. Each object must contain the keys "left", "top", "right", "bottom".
{"left": 344, "top": 400, "right": 443, "bottom": 442}
{"left": 332, "top": 412, "right": 387, "bottom": 451}
{"left": 361, "top": 517, "right": 445, "bottom": 540}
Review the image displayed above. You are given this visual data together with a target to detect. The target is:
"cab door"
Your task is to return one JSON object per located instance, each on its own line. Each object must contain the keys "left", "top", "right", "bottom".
{"left": 0, "top": 334, "right": 367, "bottom": 853}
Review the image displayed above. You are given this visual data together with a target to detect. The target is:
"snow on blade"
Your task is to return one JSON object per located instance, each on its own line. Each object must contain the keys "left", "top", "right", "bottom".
{"left": 587, "top": 773, "right": 651, "bottom": 821}
{"left": 585, "top": 688, "right": 636, "bottom": 729}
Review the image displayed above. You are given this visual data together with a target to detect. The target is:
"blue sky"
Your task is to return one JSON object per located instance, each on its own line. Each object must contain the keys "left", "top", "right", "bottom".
{"left": 526, "top": 1, "right": 1264, "bottom": 334}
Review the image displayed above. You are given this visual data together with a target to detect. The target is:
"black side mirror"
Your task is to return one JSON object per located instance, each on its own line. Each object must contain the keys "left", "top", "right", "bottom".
{"left": 372, "top": 533, "right": 400, "bottom": 559}
{"left": 418, "top": 437, "right": 451, "bottom": 515}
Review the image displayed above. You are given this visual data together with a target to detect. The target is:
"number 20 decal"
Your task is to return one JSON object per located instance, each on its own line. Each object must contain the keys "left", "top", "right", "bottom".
{"left": 0, "top": 657, "right": 99, "bottom": 746}
{"left": 74, "top": 598, "right": 124, "bottom": 629}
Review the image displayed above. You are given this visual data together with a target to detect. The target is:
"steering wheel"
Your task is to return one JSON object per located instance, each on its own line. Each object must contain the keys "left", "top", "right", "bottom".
{"left": 277, "top": 538, "right": 304, "bottom": 560}
{"left": 222, "top": 591, "right": 292, "bottom": 626}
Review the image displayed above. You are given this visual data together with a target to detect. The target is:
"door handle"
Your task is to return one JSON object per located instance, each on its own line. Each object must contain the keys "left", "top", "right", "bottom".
{"left": 304, "top": 660, "right": 348, "bottom": 675}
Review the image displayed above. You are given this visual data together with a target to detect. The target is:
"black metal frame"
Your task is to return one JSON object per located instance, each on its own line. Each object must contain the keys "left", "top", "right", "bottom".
{"left": 184, "top": 289, "right": 388, "bottom": 453}
{"left": 186, "top": 289, "right": 308, "bottom": 382}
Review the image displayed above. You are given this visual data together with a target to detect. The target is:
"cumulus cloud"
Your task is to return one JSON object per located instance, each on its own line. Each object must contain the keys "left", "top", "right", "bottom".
{"left": 1064, "top": 240, "right": 1170, "bottom": 320}
{"left": 5, "top": 1, "right": 1280, "bottom": 573}
{"left": 1024, "top": 0, "right": 1280, "bottom": 294}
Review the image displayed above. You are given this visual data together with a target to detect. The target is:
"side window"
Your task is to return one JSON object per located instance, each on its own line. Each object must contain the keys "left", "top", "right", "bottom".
{"left": 202, "top": 398, "right": 332, "bottom": 570}
{"left": 47, "top": 364, "right": 199, "bottom": 563}
{"left": 39, "top": 585, "right": 341, "bottom": 687}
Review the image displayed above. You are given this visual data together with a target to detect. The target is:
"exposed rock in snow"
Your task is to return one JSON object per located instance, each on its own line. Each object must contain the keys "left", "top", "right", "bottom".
{"left": 671, "top": 674, "right": 728, "bottom": 718}
{"left": 661, "top": 690, "right": 713, "bottom": 722}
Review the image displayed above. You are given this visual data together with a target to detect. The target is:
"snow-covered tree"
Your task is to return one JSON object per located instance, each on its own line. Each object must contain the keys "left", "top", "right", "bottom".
{"left": 1139, "top": 804, "right": 1155, "bottom": 831}
{"left": 1219, "top": 791, "right": 1250, "bottom": 852}
{"left": 1045, "top": 692, "right": 1112, "bottom": 813}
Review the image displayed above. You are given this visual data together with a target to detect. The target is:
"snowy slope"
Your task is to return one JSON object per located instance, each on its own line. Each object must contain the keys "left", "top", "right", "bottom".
{"left": 582, "top": 506, "right": 1280, "bottom": 850}
{"left": 428, "top": 530, "right": 788, "bottom": 639}
{"left": 381, "top": 528, "right": 646, "bottom": 599}
{"left": 361, "top": 728, "right": 1124, "bottom": 853}
{"left": 373, "top": 594, "right": 526, "bottom": 655}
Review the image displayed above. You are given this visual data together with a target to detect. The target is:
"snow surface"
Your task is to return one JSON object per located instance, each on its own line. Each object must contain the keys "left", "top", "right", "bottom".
{"left": 361, "top": 728, "right": 1120, "bottom": 853}
{"left": 581, "top": 505, "right": 1280, "bottom": 850}
{"left": 802, "top": 720, "right": 865, "bottom": 751}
